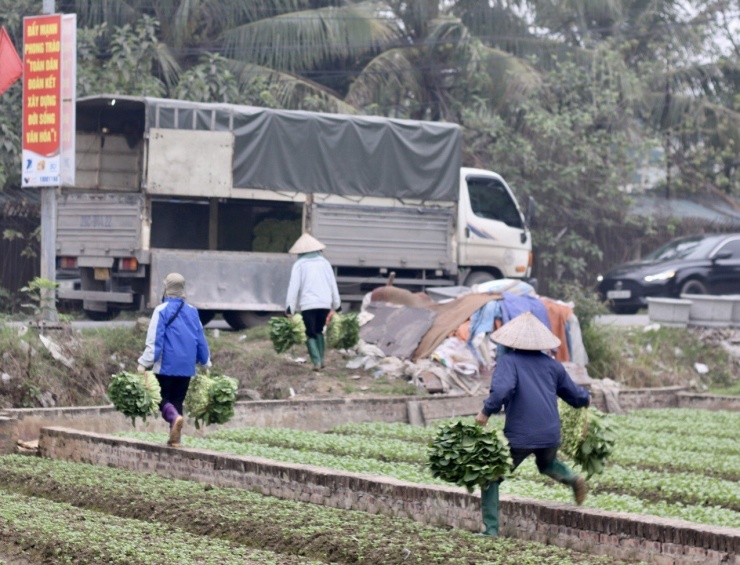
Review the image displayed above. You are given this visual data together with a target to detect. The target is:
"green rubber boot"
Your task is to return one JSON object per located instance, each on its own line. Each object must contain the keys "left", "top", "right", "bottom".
{"left": 316, "top": 334, "right": 326, "bottom": 368}
{"left": 479, "top": 482, "right": 500, "bottom": 536}
{"left": 543, "top": 459, "right": 588, "bottom": 505}
{"left": 306, "top": 338, "right": 322, "bottom": 370}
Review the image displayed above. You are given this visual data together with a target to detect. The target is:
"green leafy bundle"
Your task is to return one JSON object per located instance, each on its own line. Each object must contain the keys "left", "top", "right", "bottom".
{"left": 184, "top": 373, "right": 239, "bottom": 429}
{"left": 108, "top": 371, "right": 162, "bottom": 426}
{"left": 268, "top": 315, "right": 307, "bottom": 354}
{"left": 559, "top": 400, "right": 617, "bottom": 478}
{"left": 428, "top": 421, "right": 512, "bottom": 493}
{"left": 326, "top": 312, "right": 360, "bottom": 350}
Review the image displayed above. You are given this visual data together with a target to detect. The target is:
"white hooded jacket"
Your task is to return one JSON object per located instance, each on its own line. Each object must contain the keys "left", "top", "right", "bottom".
{"left": 285, "top": 253, "right": 341, "bottom": 313}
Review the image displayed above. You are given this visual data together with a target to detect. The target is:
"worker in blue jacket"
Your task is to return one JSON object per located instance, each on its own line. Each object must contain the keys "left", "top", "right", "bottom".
{"left": 475, "top": 311, "right": 590, "bottom": 536}
{"left": 137, "top": 273, "right": 211, "bottom": 447}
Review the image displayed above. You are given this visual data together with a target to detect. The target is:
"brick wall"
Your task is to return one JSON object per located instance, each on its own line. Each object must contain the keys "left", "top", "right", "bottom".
{"left": 677, "top": 393, "right": 740, "bottom": 411}
{"left": 0, "top": 417, "right": 17, "bottom": 454}
{"left": 5, "top": 389, "right": 740, "bottom": 453}
{"left": 38, "top": 427, "right": 740, "bottom": 565}
{"left": 0, "top": 395, "right": 487, "bottom": 448}
{"left": 617, "top": 387, "right": 688, "bottom": 411}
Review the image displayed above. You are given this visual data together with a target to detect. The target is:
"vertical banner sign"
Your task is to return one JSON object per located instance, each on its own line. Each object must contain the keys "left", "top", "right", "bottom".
{"left": 22, "top": 14, "right": 62, "bottom": 187}
{"left": 60, "top": 14, "right": 76, "bottom": 186}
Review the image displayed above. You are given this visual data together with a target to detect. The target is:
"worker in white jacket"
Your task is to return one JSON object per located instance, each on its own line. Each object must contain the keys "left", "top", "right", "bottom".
{"left": 285, "top": 233, "right": 341, "bottom": 370}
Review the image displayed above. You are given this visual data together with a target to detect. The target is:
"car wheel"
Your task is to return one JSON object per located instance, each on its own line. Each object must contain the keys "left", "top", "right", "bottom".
{"left": 680, "top": 279, "right": 707, "bottom": 296}
{"left": 84, "top": 307, "right": 121, "bottom": 321}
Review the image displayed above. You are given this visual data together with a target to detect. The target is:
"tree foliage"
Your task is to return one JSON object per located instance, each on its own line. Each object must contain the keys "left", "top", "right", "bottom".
{"left": 0, "top": 0, "right": 738, "bottom": 293}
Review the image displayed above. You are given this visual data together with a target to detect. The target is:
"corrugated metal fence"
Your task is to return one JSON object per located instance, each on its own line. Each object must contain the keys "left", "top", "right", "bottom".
{"left": 0, "top": 216, "right": 39, "bottom": 309}
{"left": 0, "top": 187, "right": 41, "bottom": 312}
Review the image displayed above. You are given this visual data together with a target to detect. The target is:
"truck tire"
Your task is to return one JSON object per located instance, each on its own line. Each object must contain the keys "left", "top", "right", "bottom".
{"left": 198, "top": 310, "right": 216, "bottom": 326}
{"left": 83, "top": 307, "right": 121, "bottom": 321}
{"left": 464, "top": 271, "right": 497, "bottom": 287}
{"left": 223, "top": 311, "right": 273, "bottom": 331}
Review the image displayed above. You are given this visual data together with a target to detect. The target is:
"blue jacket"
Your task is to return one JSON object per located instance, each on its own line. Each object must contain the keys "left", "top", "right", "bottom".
{"left": 482, "top": 350, "right": 589, "bottom": 449}
{"left": 137, "top": 298, "right": 210, "bottom": 377}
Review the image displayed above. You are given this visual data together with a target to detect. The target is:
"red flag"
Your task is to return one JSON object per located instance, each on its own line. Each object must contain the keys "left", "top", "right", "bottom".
{"left": 0, "top": 26, "right": 23, "bottom": 96}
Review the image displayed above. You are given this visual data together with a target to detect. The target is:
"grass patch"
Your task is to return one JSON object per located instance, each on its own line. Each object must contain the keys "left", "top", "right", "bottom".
{"left": 709, "top": 381, "right": 740, "bottom": 396}
{"left": 584, "top": 324, "right": 736, "bottom": 389}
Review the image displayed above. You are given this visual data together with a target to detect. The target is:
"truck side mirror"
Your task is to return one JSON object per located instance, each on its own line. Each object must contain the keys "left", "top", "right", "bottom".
{"left": 525, "top": 195, "right": 536, "bottom": 227}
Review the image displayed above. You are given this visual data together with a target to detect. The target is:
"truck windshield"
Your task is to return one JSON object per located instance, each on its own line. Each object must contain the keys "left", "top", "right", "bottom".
{"left": 467, "top": 177, "right": 523, "bottom": 229}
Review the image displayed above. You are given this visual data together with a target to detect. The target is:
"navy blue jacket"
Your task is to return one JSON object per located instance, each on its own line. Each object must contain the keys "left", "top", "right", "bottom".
{"left": 482, "top": 350, "right": 590, "bottom": 449}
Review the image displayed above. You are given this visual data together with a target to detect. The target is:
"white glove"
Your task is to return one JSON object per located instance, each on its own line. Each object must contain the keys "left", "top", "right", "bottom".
{"left": 137, "top": 364, "right": 147, "bottom": 374}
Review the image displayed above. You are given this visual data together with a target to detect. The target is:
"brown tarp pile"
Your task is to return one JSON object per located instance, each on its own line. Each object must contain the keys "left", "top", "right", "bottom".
{"left": 360, "top": 302, "right": 437, "bottom": 358}
{"left": 411, "top": 292, "right": 501, "bottom": 360}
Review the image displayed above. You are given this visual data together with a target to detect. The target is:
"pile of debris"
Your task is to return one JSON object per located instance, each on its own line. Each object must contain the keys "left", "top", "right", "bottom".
{"left": 346, "top": 279, "right": 603, "bottom": 400}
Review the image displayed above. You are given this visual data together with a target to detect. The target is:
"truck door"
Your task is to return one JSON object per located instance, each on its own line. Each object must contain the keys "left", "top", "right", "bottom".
{"left": 458, "top": 173, "right": 530, "bottom": 278}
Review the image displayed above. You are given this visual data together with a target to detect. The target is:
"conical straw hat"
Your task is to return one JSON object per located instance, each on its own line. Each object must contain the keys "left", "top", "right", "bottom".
{"left": 491, "top": 311, "right": 561, "bottom": 351}
{"left": 289, "top": 233, "right": 326, "bottom": 254}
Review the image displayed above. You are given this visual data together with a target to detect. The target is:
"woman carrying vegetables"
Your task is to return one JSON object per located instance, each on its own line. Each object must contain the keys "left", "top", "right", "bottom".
{"left": 137, "top": 273, "right": 211, "bottom": 447}
{"left": 474, "top": 312, "right": 590, "bottom": 536}
{"left": 285, "top": 233, "right": 341, "bottom": 371}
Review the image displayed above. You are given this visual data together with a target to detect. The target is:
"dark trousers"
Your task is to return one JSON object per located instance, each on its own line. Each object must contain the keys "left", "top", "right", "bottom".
{"left": 301, "top": 309, "right": 330, "bottom": 339}
{"left": 510, "top": 446, "right": 559, "bottom": 473}
{"left": 155, "top": 375, "right": 191, "bottom": 415}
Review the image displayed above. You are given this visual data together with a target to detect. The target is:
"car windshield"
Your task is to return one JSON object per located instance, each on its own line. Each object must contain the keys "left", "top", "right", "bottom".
{"left": 643, "top": 237, "right": 718, "bottom": 261}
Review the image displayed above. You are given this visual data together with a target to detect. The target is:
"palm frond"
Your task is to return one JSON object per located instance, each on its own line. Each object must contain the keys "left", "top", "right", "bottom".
{"left": 154, "top": 42, "right": 181, "bottom": 88}
{"left": 345, "top": 48, "right": 423, "bottom": 110}
{"left": 471, "top": 44, "right": 542, "bottom": 110}
{"left": 170, "top": 0, "right": 201, "bottom": 48}
{"left": 221, "top": 3, "right": 400, "bottom": 72}
{"left": 450, "top": 0, "right": 532, "bottom": 45}
{"left": 67, "top": 0, "right": 142, "bottom": 27}
{"left": 425, "top": 16, "right": 471, "bottom": 52}
{"left": 227, "top": 60, "right": 359, "bottom": 114}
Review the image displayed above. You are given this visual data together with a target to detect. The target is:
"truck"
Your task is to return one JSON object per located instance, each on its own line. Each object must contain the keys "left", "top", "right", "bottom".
{"left": 56, "top": 95, "right": 534, "bottom": 329}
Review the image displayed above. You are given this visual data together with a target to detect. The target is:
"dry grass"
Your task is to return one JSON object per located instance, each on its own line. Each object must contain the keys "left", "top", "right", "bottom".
{"left": 0, "top": 321, "right": 736, "bottom": 410}
{"left": 585, "top": 325, "right": 737, "bottom": 390}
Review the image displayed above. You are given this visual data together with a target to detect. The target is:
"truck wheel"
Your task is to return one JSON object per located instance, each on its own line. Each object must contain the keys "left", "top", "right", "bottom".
{"left": 84, "top": 308, "right": 121, "bottom": 321}
{"left": 198, "top": 310, "right": 216, "bottom": 326}
{"left": 464, "top": 271, "right": 497, "bottom": 287}
{"left": 223, "top": 311, "right": 273, "bottom": 331}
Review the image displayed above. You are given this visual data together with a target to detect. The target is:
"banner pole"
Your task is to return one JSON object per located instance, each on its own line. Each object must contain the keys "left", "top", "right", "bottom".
{"left": 39, "top": 0, "right": 58, "bottom": 322}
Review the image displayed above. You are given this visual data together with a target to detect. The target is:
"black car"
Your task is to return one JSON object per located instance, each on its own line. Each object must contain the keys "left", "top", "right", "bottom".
{"left": 597, "top": 233, "right": 740, "bottom": 314}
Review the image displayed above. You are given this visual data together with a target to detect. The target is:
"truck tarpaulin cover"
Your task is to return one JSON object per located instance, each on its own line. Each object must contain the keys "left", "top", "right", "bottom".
{"left": 144, "top": 98, "right": 462, "bottom": 202}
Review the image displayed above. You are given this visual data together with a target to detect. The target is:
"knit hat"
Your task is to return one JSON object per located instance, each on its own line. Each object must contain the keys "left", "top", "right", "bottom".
{"left": 490, "top": 311, "right": 561, "bottom": 351}
{"left": 163, "top": 273, "right": 186, "bottom": 298}
{"left": 289, "top": 233, "right": 326, "bottom": 254}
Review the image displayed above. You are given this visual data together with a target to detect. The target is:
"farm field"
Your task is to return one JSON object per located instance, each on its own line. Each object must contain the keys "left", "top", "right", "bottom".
{"left": 123, "top": 408, "right": 740, "bottom": 529}
{"left": 0, "top": 455, "right": 622, "bottom": 565}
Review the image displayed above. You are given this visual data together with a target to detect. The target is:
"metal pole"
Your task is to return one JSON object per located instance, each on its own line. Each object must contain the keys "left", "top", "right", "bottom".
{"left": 39, "top": 0, "right": 58, "bottom": 322}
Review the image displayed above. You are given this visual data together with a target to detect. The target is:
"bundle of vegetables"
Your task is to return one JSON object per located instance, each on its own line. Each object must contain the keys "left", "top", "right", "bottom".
{"left": 268, "top": 314, "right": 307, "bottom": 354}
{"left": 183, "top": 372, "right": 239, "bottom": 429}
{"left": 428, "top": 420, "right": 512, "bottom": 492}
{"left": 559, "top": 400, "right": 617, "bottom": 478}
{"left": 251, "top": 218, "right": 302, "bottom": 253}
{"left": 326, "top": 312, "right": 360, "bottom": 350}
{"left": 108, "top": 371, "right": 162, "bottom": 426}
